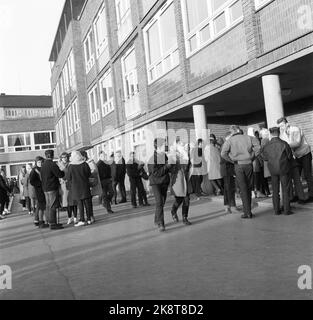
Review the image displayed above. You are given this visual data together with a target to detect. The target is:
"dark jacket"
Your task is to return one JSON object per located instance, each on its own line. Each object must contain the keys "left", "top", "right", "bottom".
{"left": 112, "top": 158, "right": 126, "bottom": 181}
{"left": 67, "top": 162, "right": 92, "bottom": 201}
{"left": 126, "top": 161, "right": 141, "bottom": 178}
{"left": 220, "top": 157, "right": 235, "bottom": 178}
{"left": 97, "top": 160, "right": 112, "bottom": 184}
{"left": 261, "top": 137, "right": 293, "bottom": 176}
{"left": 148, "top": 151, "right": 171, "bottom": 186}
{"left": 29, "top": 167, "right": 46, "bottom": 204}
{"left": 41, "top": 159, "right": 65, "bottom": 192}
{"left": 0, "top": 175, "right": 10, "bottom": 204}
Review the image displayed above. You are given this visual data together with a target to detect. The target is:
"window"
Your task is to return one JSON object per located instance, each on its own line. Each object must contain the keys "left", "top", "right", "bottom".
{"left": 115, "top": 0, "right": 132, "bottom": 45}
{"left": 63, "top": 62, "right": 70, "bottom": 94}
{"left": 7, "top": 133, "right": 31, "bottom": 152}
{"left": 67, "top": 108, "right": 74, "bottom": 136}
{"left": 0, "top": 136, "right": 4, "bottom": 153}
{"left": 59, "top": 120, "right": 64, "bottom": 144}
{"left": 121, "top": 47, "right": 140, "bottom": 119}
{"left": 34, "top": 131, "right": 56, "bottom": 150}
{"left": 72, "top": 100, "right": 80, "bottom": 132}
{"left": 55, "top": 123, "right": 60, "bottom": 145}
{"left": 182, "top": 0, "right": 243, "bottom": 56}
{"left": 144, "top": 0, "right": 179, "bottom": 83}
{"left": 59, "top": 76, "right": 65, "bottom": 109}
{"left": 99, "top": 69, "right": 114, "bottom": 117}
{"left": 55, "top": 82, "right": 61, "bottom": 109}
{"left": 88, "top": 85, "right": 100, "bottom": 124}
{"left": 94, "top": 3, "right": 108, "bottom": 58}
{"left": 254, "top": 0, "right": 272, "bottom": 10}
{"left": 68, "top": 50, "right": 76, "bottom": 91}
{"left": 121, "top": 47, "right": 139, "bottom": 101}
{"left": 83, "top": 29, "right": 95, "bottom": 73}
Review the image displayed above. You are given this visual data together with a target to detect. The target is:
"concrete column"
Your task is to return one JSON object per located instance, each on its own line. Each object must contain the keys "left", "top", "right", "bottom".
{"left": 193, "top": 105, "right": 208, "bottom": 142}
{"left": 262, "top": 75, "right": 284, "bottom": 128}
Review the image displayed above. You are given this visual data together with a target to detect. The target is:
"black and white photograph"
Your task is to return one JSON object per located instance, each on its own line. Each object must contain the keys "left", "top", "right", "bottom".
{"left": 1, "top": 0, "right": 313, "bottom": 306}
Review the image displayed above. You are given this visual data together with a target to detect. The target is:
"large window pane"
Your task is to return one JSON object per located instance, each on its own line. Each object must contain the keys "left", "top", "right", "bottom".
{"left": 147, "top": 22, "right": 161, "bottom": 64}
{"left": 230, "top": 0, "right": 243, "bottom": 21}
{"left": 214, "top": 12, "right": 226, "bottom": 33}
{"left": 212, "top": 0, "right": 228, "bottom": 12}
{"left": 8, "top": 134, "right": 25, "bottom": 147}
{"left": 34, "top": 132, "right": 51, "bottom": 145}
{"left": 160, "top": 3, "right": 177, "bottom": 52}
{"left": 185, "top": 0, "right": 209, "bottom": 32}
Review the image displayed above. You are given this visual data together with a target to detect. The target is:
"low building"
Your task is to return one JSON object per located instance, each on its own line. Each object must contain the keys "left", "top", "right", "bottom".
{"left": 0, "top": 94, "right": 56, "bottom": 177}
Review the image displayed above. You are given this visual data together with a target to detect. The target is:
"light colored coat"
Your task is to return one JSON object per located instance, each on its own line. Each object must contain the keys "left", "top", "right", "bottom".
{"left": 204, "top": 144, "right": 222, "bottom": 180}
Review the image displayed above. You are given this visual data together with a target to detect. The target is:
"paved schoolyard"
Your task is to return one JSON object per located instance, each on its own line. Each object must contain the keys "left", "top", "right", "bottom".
{"left": 0, "top": 195, "right": 313, "bottom": 300}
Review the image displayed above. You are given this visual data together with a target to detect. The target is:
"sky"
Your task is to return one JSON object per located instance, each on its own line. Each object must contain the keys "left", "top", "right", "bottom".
{"left": 0, "top": 0, "right": 65, "bottom": 96}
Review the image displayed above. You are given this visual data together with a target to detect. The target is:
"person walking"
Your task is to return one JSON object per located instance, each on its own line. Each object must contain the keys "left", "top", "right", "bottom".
{"left": 112, "top": 151, "right": 127, "bottom": 204}
{"left": 67, "top": 151, "right": 93, "bottom": 227}
{"left": 148, "top": 138, "right": 172, "bottom": 232}
{"left": 278, "top": 117, "right": 313, "bottom": 202}
{"left": 41, "top": 150, "right": 65, "bottom": 230}
{"left": 21, "top": 164, "right": 32, "bottom": 215}
{"left": 221, "top": 125, "right": 260, "bottom": 219}
{"left": 0, "top": 170, "right": 11, "bottom": 219}
{"left": 59, "top": 152, "right": 78, "bottom": 225}
{"left": 205, "top": 134, "right": 223, "bottom": 196}
{"left": 126, "top": 152, "right": 150, "bottom": 208}
{"left": 18, "top": 166, "right": 27, "bottom": 212}
{"left": 169, "top": 139, "right": 192, "bottom": 226}
{"left": 29, "top": 157, "right": 49, "bottom": 228}
{"left": 0, "top": 170, "right": 11, "bottom": 216}
{"left": 97, "top": 151, "right": 114, "bottom": 214}
{"left": 261, "top": 127, "right": 293, "bottom": 216}
{"left": 190, "top": 139, "right": 206, "bottom": 198}
{"left": 220, "top": 133, "right": 240, "bottom": 214}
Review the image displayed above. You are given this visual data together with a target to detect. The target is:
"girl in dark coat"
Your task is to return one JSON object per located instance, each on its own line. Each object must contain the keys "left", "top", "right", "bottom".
{"left": 0, "top": 169, "right": 10, "bottom": 219}
{"left": 29, "top": 157, "right": 48, "bottom": 228}
{"left": 67, "top": 151, "right": 92, "bottom": 227}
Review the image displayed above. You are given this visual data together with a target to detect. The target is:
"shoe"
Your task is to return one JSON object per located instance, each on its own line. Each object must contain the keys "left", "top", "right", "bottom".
{"left": 107, "top": 210, "right": 114, "bottom": 214}
{"left": 144, "top": 203, "right": 151, "bottom": 207}
{"left": 241, "top": 214, "right": 253, "bottom": 219}
{"left": 34, "top": 221, "right": 40, "bottom": 227}
{"left": 183, "top": 217, "right": 192, "bottom": 225}
{"left": 74, "top": 221, "right": 86, "bottom": 227}
{"left": 290, "top": 197, "right": 299, "bottom": 203}
{"left": 284, "top": 211, "right": 294, "bottom": 216}
{"left": 67, "top": 217, "right": 73, "bottom": 225}
{"left": 172, "top": 213, "right": 179, "bottom": 223}
{"left": 275, "top": 211, "right": 282, "bottom": 215}
{"left": 158, "top": 224, "right": 166, "bottom": 232}
{"left": 39, "top": 223, "right": 49, "bottom": 229}
{"left": 132, "top": 205, "right": 138, "bottom": 209}
{"left": 74, "top": 217, "right": 78, "bottom": 224}
{"left": 50, "top": 224, "right": 64, "bottom": 230}
{"left": 91, "top": 217, "right": 96, "bottom": 223}
{"left": 87, "top": 221, "right": 92, "bottom": 225}
{"left": 305, "top": 197, "right": 313, "bottom": 203}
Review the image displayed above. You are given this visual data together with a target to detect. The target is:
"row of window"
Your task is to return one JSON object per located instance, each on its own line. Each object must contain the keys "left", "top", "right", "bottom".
{"left": 0, "top": 131, "right": 56, "bottom": 154}
{"left": 55, "top": 100, "right": 80, "bottom": 145}
{"left": 4, "top": 108, "right": 53, "bottom": 119}
{"left": 81, "top": 0, "right": 270, "bottom": 84}
{"left": 52, "top": 50, "right": 76, "bottom": 112}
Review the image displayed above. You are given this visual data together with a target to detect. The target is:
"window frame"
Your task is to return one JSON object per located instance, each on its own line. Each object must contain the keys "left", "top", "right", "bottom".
{"left": 88, "top": 85, "right": 101, "bottom": 125}
{"left": 254, "top": 0, "right": 273, "bottom": 11}
{"left": 68, "top": 50, "right": 76, "bottom": 91}
{"left": 72, "top": 99, "right": 80, "bottom": 132}
{"left": 181, "top": 0, "right": 244, "bottom": 57}
{"left": 143, "top": 0, "right": 179, "bottom": 84}
{"left": 93, "top": 3, "right": 109, "bottom": 58}
{"left": 115, "top": 0, "right": 133, "bottom": 45}
{"left": 99, "top": 69, "right": 115, "bottom": 117}
{"left": 66, "top": 107, "right": 74, "bottom": 137}
{"left": 83, "top": 28, "right": 95, "bottom": 73}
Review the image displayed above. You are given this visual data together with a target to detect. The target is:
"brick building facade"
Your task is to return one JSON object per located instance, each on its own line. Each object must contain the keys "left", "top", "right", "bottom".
{"left": 49, "top": 0, "right": 313, "bottom": 164}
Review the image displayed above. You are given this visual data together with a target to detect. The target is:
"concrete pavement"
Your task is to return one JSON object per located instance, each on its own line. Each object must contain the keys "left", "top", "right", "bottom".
{"left": 1, "top": 195, "right": 313, "bottom": 300}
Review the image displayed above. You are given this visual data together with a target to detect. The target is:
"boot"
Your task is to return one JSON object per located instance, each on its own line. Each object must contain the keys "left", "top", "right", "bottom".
{"left": 183, "top": 217, "right": 192, "bottom": 225}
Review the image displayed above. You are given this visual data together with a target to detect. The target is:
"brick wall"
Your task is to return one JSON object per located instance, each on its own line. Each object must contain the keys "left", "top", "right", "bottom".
{"left": 188, "top": 23, "right": 248, "bottom": 92}
{"left": 257, "top": 0, "right": 313, "bottom": 55}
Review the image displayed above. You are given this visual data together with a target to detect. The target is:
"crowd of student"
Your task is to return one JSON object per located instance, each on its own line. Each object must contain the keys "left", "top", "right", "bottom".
{"left": 0, "top": 117, "right": 312, "bottom": 232}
